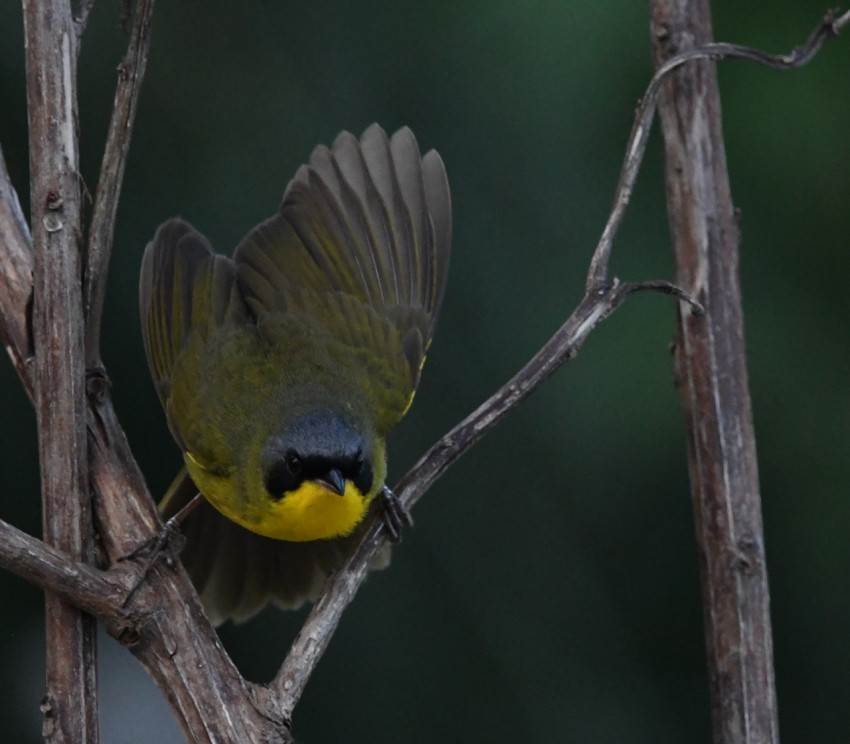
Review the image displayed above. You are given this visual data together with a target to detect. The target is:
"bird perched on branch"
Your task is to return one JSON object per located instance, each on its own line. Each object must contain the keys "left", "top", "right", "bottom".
{"left": 140, "top": 124, "right": 451, "bottom": 624}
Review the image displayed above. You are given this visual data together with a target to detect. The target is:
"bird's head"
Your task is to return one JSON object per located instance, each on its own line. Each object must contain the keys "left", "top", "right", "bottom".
{"left": 254, "top": 410, "right": 382, "bottom": 541}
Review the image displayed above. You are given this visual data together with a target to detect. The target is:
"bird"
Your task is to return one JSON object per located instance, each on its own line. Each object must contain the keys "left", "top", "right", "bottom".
{"left": 139, "top": 124, "right": 451, "bottom": 624}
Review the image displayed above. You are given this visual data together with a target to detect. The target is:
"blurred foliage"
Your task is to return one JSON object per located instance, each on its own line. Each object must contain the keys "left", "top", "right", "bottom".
{"left": 1, "top": 1, "right": 848, "bottom": 742}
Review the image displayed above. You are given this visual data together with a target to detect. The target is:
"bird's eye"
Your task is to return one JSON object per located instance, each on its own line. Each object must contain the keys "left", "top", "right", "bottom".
{"left": 265, "top": 451, "right": 302, "bottom": 500}
{"left": 286, "top": 450, "right": 302, "bottom": 474}
{"left": 353, "top": 449, "right": 364, "bottom": 473}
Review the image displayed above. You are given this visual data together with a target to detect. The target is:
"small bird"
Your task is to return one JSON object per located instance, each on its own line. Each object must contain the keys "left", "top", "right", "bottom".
{"left": 140, "top": 124, "right": 451, "bottom": 624}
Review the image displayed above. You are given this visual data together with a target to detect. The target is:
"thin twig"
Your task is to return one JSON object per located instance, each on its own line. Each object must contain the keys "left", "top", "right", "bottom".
{"left": 84, "top": 0, "right": 155, "bottom": 366}
{"left": 274, "top": 7, "right": 850, "bottom": 720}
{"left": 274, "top": 277, "right": 688, "bottom": 713}
{"left": 586, "top": 8, "right": 850, "bottom": 290}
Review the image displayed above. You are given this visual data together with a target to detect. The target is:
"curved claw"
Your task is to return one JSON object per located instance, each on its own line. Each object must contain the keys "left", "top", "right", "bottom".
{"left": 379, "top": 486, "right": 412, "bottom": 543}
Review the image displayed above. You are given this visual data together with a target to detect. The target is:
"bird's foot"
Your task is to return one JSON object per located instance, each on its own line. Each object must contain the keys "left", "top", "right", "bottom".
{"left": 379, "top": 486, "right": 412, "bottom": 543}
{"left": 117, "top": 516, "right": 186, "bottom": 605}
{"left": 117, "top": 492, "right": 203, "bottom": 604}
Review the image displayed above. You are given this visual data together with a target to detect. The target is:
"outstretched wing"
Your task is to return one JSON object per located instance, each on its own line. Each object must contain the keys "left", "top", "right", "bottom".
{"left": 139, "top": 219, "right": 248, "bottom": 450}
{"left": 234, "top": 124, "right": 451, "bottom": 421}
{"left": 139, "top": 219, "right": 246, "bottom": 403}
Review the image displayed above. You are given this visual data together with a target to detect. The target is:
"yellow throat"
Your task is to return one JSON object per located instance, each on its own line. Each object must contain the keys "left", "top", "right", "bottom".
{"left": 184, "top": 449, "right": 373, "bottom": 542}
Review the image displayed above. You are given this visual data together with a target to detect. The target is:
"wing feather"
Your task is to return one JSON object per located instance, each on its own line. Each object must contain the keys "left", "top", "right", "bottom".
{"left": 422, "top": 149, "right": 452, "bottom": 338}
{"left": 234, "top": 124, "right": 451, "bottom": 399}
{"left": 139, "top": 218, "right": 245, "bottom": 405}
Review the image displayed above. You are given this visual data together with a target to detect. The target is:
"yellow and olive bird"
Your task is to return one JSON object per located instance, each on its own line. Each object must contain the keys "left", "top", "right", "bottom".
{"left": 140, "top": 124, "right": 451, "bottom": 624}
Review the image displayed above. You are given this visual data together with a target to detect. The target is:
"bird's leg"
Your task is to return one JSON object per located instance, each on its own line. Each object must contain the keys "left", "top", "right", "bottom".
{"left": 379, "top": 485, "right": 412, "bottom": 543}
{"left": 118, "top": 492, "right": 204, "bottom": 600}
{"left": 162, "top": 489, "right": 206, "bottom": 532}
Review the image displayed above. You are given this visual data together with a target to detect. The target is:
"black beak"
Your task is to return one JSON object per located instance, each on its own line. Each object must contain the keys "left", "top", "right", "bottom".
{"left": 318, "top": 468, "right": 346, "bottom": 496}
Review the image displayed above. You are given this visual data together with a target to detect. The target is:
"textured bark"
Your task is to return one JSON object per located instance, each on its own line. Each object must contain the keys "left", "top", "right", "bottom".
{"left": 87, "top": 373, "right": 293, "bottom": 743}
{"left": 2, "top": 4, "right": 844, "bottom": 740}
{"left": 651, "top": 1, "right": 779, "bottom": 742}
{"left": 10, "top": 0, "right": 294, "bottom": 737}
{"left": 22, "top": 1, "right": 98, "bottom": 741}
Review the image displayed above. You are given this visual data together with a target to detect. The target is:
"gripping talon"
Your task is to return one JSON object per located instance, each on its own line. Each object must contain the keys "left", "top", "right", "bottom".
{"left": 379, "top": 486, "right": 411, "bottom": 543}
{"left": 117, "top": 492, "right": 203, "bottom": 603}
{"left": 118, "top": 516, "right": 185, "bottom": 580}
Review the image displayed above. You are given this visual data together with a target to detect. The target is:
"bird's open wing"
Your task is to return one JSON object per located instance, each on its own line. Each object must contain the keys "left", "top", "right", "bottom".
{"left": 234, "top": 124, "right": 451, "bottom": 424}
{"left": 140, "top": 219, "right": 246, "bottom": 406}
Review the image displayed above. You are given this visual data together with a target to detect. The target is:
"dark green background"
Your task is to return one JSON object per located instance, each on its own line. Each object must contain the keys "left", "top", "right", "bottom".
{"left": 1, "top": 2, "right": 848, "bottom": 742}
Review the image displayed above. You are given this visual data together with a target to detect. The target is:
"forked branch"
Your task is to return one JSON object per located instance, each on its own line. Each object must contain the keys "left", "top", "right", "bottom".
{"left": 0, "top": 7, "right": 846, "bottom": 742}
{"left": 272, "top": 7, "right": 850, "bottom": 718}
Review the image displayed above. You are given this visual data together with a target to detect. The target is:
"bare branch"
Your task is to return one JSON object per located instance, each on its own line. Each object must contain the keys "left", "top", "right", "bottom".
{"left": 273, "top": 276, "right": 678, "bottom": 713}
{"left": 0, "top": 518, "right": 130, "bottom": 615}
{"left": 85, "top": 373, "right": 294, "bottom": 743}
{"left": 0, "top": 505, "right": 293, "bottom": 743}
{"left": 84, "top": 0, "right": 156, "bottom": 366}
{"left": 2, "top": 4, "right": 294, "bottom": 739}
{"left": 23, "top": 0, "right": 99, "bottom": 740}
{"left": 274, "top": 7, "right": 848, "bottom": 720}
{"left": 651, "top": 1, "right": 787, "bottom": 742}
{"left": 586, "top": 7, "right": 850, "bottom": 291}
{"left": 0, "top": 373, "right": 295, "bottom": 741}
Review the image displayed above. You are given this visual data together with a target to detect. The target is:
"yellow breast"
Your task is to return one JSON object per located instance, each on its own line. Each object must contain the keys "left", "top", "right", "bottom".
{"left": 255, "top": 480, "right": 369, "bottom": 541}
